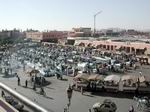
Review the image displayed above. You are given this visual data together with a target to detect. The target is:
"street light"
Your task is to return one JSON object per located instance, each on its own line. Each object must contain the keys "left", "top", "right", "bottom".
{"left": 93, "top": 11, "right": 102, "bottom": 37}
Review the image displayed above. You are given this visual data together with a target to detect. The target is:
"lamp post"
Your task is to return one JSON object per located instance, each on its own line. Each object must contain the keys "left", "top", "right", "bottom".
{"left": 93, "top": 11, "right": 102, "bottom": 37}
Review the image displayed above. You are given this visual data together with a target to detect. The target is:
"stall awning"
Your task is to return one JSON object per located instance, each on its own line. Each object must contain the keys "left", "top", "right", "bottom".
{"left": 88, "top": 74, "right": 98, "bottom": 80}
{"left": 88, "top": 74, "right": 105, "bottom": 81}
{"left": 74, "top": 73, "right": 90, "bottom": 80}
{"left": 104, "top": 75, "right": 121, "bottom": 83}
{"left": 121, "top": 75, "right": 138, "bottom": 83}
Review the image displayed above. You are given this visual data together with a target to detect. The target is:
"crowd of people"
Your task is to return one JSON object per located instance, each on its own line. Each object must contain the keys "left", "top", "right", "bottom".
{"left": 0, "top": 42, "right": 149, "bottom": 112}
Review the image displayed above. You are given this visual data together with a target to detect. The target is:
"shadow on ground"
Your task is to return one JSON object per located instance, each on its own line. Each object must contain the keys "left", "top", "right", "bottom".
{"left": 83, "top": 93, "right": 95, "bottom": 97}
{"left": 45, "top": 86, "right": 55, "bottom": 90}
{"left": 90, "top": 92, "right": 150, "bottom": 99}
{"left": 58, "top": 78, "right": 68, "bottom": 81}
{"left": 2, "top": 74, "right": 16, "bottom": 78}
{"left": 36, "top": 92, "right": 54, "bottom": 100}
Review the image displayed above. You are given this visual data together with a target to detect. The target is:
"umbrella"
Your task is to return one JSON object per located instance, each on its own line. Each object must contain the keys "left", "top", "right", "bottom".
{"left": 104, "top": 75, "right": 121, "bottom": 83}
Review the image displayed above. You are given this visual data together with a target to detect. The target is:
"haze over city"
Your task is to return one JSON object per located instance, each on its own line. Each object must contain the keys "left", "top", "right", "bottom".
{"left": 0, "top": 0, "right": 150, "bottom": 31}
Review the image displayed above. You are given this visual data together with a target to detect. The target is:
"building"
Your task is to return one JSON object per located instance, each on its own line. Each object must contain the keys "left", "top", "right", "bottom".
{"left": 26, "top": 32, "right": 43, "bottom": 42}
{"left": 26, "top": 31, "right": 67, "bottom": 43}
{"left": 0, "top": 29, "right": 24, "bottom": 38}
{"left": 75, "top": 39, "right": 150, "bottom": 55}
{"left": 68, "top": 27, "right": 92, "bottom": 37}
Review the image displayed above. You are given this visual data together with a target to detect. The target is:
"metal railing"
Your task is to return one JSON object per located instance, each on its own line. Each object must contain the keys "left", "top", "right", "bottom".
{"left": 0, "top": 82, "right": 49, "bottom": 112}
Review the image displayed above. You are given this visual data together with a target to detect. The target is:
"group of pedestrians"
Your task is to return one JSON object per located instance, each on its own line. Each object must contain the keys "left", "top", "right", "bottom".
{"left": 17, "top": 75, "right": 28, "bottom": 88}
{"left": 16, "top": 74, "right": 47, "bottom": 97}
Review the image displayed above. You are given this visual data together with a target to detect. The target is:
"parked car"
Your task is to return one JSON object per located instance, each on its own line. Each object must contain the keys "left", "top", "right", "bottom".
{"left": 93, "top": 99, "right": 117, "bottom": 112}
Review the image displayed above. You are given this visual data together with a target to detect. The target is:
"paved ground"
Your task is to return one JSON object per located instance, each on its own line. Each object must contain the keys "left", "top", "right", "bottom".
{"left": 0, "top": 60, "right": 150, "bottom": 112}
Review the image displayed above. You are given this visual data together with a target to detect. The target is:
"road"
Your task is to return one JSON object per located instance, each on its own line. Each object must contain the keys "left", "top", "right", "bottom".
{"left": 1, "top": 58, "right": 150, "bottom": 112}
{"left": 0, "top": 69, "right": 138, "bottom": 112}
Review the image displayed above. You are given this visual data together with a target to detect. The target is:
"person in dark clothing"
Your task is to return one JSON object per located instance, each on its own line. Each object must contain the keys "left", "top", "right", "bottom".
{"left": 129, "top": 105, "right": 134, "bottom": 112}
{"left": 94, "top": 82, "right": 97, "bottom": 91}
{"left": 33, "top": 82, "right": 36, "bottom": 91}
{"left": 1, "top": 90, "right": 5, "bottom": 98}
{"left": 25, "top": 80, "right": 28, "bottom": 88}
{"left": 18, "top": 77, "right": 20, "bottom": 86}
{"left": 88, "top": 109, "right": 91, "bottom": 112}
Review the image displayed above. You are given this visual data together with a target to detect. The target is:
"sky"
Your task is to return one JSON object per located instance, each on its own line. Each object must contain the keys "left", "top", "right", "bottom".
{"left": 0, "top": 0, "right": 150, "bottom": 31}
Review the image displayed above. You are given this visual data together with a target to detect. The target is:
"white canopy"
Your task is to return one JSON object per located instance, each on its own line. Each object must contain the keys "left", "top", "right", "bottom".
{"left": 104, "top": 75, "right": 121, "bottom": 83}
{"left": 121, "top": 75, "right": 138, "bottom": 82}
{"left": 93, "top": 56, "right": 110, "bottom": 63}
{"left": 74, "top": 73, "right": 90, "bottom": 80}
{"left": 93, "top": 102, "right": 101, "bottom": 109}
{"left": 77, "top": 62, "right": 87, "bottom": 71}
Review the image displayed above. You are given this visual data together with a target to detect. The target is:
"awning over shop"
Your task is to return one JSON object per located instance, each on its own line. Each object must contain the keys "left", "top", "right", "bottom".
{"left": 121, "top": 75, "right": 138, "bottom": 83}
{"left": 88, "top": 74, "right": 98, "bottom": 80}
{"left": 104, "top": 75, "right": 121, "bottom": 83}
{"left": 88, "top": 74, "right": 105, "bottom": 81}
{"left": 74, "top": 73, "right": 90, "bottom": 80}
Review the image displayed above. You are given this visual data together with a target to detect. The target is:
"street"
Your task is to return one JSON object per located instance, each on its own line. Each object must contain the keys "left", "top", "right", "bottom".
{"left": 0, "top": 67, "right": 139, "bottom": 112}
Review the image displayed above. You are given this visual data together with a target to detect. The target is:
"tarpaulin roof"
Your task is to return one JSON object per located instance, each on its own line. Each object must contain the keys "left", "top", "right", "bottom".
{"left": 74, "top": 73, "right": 90, "bottom": 80}
{"left": 104, "top": 75, "right": 121, "bottom": 83}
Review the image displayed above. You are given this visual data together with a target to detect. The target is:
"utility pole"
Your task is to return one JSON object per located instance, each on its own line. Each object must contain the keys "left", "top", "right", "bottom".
{"left": 94, "top": 11, "right": 102, "bottom": 37}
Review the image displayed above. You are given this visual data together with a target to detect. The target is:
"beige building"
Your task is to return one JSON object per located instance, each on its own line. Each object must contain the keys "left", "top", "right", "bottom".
{"left": 26, "top": 32, "right": 43, "bottom": 42}
{"left": 26, "top": 31, "right": 67, "bottom": 43}
{"left": 75, "top": 39, "right": 150, "bottom": 56}
{"left": 68, "top": 27, "right": 92, "bottom": 37}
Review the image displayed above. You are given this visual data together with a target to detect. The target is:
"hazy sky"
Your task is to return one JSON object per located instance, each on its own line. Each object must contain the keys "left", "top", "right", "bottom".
{"left": 0, "top": 0, "right": 150, "bottom": 31}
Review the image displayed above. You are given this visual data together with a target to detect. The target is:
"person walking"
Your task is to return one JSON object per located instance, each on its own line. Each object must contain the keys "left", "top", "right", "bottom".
{"left": 129, "top": 105, "right": 134, "bottom": 112}
{"left": 1, "top": 90, "right": 5, "bottom": 98}
{"left": 88, "top": 109, "right": 91, "bottom": 112}
{"left": 81, "top": 87, "right": 83, "bottom": 95}
{"left": 67, "top": 84, "right": 73, "bottom": 104}
{"left": 33, "top": 82, "right": 36, "bottom": 91}
{"left": 17, "top": 77, "right": 20, "bottom": 86}
{"left": 64, "top": 107, "right": 67, "bottom": 112}
{"left": 40, "top": 87, "right": 46, "bottom": 96}
{"left": 25, "top": 80, "right": 28, "bottom": 88}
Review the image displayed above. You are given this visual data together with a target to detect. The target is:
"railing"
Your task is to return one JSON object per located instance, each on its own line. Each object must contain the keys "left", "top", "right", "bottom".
{"left": 0, "top": 82, "right": 49, "bottom": 112}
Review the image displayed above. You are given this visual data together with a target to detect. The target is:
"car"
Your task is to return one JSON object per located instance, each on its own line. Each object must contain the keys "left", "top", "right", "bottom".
{"left": 93, "top": 99, "right": 117, "bottom": 112}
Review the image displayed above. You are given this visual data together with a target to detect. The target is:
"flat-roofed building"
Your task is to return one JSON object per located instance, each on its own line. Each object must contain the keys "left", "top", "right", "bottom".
{"left": 75, "top": 39, "right": 150, "bottom": 56}
{"left": 26, "top": 32, "right": 43, "bottom": 42}
{"left": 68, "top": 27, "right": 92, "bottom": 37}
{"left": 26, "top": 31, "right": 67, "bottom": 43}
